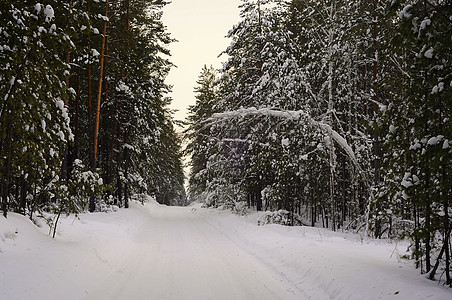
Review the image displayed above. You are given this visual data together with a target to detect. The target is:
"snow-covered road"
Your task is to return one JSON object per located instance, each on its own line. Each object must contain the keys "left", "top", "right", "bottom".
{"left": 87, "top": 204, "right": 300, "bottom": 300}
{"left": 1, "top": 200, "right": 451, "bottom": 300}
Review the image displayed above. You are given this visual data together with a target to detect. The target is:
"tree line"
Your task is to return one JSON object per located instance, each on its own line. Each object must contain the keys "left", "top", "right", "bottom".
{"left": 186, "top": 0, "right": 451, "bottom": 284}
{"left": 0, "top": 0, "right": 186, "bottom": 223}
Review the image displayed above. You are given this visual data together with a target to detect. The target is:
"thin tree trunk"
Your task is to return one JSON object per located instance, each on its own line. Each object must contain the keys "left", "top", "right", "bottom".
{"left": 122, "top": 0, "right": 130, "bottom": 209}
{"left": 327, "top": 33, "right": 335, "bottom": 231}
{"left": 425, "top": 168, "right": 431, "bottom": 273}
{"left": 88, "top": 63, "right": 93, "bottom": 168}
{"left": 87, "top": 0, "right": 94, "bottom": 169}
{"left": 428, "top": 228, "right": 451, "bottom": 281}
{"left": 1, "top": 120, "right": 13, "bottom": 218}
{"left": 61, "top": 51, "right": 71, "bottom": 182}
{"left": 414, "top": 202, "right": 420, "bottom": 269}
{"left": 61, "top": 1, "right": 73, "bottom": 182}
{"left": 124, "top": 133, "right": 129, "bottom": 209}
{"left": 20, "top": 176, "right": 26, "bottom": 215}
{"left": 93, "top": 0, "right": 109, "bottom": 165}
{"left": 372, "top": 0, "right": 382, "bottom": 239}
{"left": 444, "top": 193, "right": 451, "bottom": 285}
{"left": 52, "top": 206, "right": 64, "bottom": 239}
{"left": 115, "top": 96, "right": 122, "bottom": 207}
{"left": 75, "top": 70, "right": 80, "bottom": 159}
{"left": 90, "top": 0, "right": 109, "bottom": 212}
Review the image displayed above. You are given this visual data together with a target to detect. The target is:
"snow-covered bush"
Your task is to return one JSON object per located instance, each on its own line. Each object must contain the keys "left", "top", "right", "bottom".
{"left": 52, "top": 159, "right": 105, "bottom": 213}
{"left": 258, "top": 210, "right": 303, "bottom": 226}
{"left": 44, "top": 159, "right": 106, "bottom": 237}
{"left": 131, "top": 193, "right": 150, "bottom": 205}
{"left": 232, "top": 201, "right": 248, "bottom": 216}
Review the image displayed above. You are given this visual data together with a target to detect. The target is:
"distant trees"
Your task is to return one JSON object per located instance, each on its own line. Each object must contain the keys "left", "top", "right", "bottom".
{"left": 186, "top": 0, "right": 451, "bottom": 283}
{"left": 186, "top": 65, "right": 219, "bottom": 202}
{"left": 0, "top": 0, "right": 185, "bottom": 219}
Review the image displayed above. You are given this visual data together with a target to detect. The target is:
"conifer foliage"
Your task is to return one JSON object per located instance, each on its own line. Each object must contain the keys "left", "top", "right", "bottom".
{"left": 186, "top": 0, "right": 451, "bottom": 282}
{"left": 0, "top": 0, "right": 185, "bottom": 220}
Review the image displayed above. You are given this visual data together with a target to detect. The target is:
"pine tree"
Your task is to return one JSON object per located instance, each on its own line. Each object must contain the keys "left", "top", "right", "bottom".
{"left": 376, "top": 0, "right": 452, "bottom": 283}
{"left": 0, "top": 0, "right": 185, "bottom": 218}
{"left": 0, "top": 0, "right": 87, "bottom": 217}
{"left": 186, "top": 65, "right": 219, "bottom": 201}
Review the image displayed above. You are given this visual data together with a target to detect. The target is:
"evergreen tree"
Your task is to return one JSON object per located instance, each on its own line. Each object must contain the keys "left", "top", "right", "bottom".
{"left": 0, "top": 0, "right": 186, "bottom": 219}
{"left": 186, "top": 65, "right": 219, "bottom": 202}
{"left": 376, "top": 0, "right": 452, "bottom": 283}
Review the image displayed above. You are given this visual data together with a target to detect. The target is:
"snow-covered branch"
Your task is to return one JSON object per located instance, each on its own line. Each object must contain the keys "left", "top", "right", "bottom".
{"left": 208, "top": 107, "right": 372, "bottom": 191}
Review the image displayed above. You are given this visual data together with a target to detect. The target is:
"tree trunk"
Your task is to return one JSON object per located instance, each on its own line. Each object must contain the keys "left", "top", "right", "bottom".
{"left": 371, "top": 0, "right": 383, "bottom": 239}
{"left": 444, "top": 194, "right": 451, "bottom": 285}
{"left": 52, "top": 206, "right": 63, "bottom": 239}
{"left": 88, "top": 67, "right": 93, "bottom": 168}
{"left": 90, "top": 0, "right": 109, "bottom": 212}
{"left": 428, "top": 228, "right": 451, "bottom": 281}
{"left": 1, "top": 120, "right": 13, "bottom": 218}
{"left": 115, "top": 93, "right": 122, "bottom": 207}
{"left": 74, "top": 70, "right": 80, "bottom": 159}
{"left": 414, "top": 202, "right": 420, "bottom": 269}
{"left": 20, "top": 176, "right": 26, "bottom": 215}
{"left": 124, "top": 133, "right": 129, "bottom": 209}
{"left": 87, "top": 0, "right": 94, "bottom": 169}
{"left": 93, "top": 0, "right": 109, "bottom": 165}
{"left": 425, "top": 170, "right": 431, "bottom": 273}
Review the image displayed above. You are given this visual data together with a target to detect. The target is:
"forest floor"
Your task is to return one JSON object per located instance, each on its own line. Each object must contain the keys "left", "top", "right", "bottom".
{"left": 0, "top": 199, "right": 451, "bottom": 300}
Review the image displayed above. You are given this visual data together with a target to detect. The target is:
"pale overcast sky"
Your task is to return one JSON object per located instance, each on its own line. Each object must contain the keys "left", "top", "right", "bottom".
{"left": 162, "top": 0, "right": 241, "bottom": 122}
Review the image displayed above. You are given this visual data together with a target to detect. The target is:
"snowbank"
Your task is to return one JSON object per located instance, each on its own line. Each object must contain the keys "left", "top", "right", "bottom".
{"left": 1, "top": 201, "right": 451, "bottom": 299}
{"left": 193, "top": 205, "right": 452, "bottom": 300}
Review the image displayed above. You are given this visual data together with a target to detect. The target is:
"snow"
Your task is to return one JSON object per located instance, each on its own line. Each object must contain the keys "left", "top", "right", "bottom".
{"left": 55, "top": 99, "right": 64, "bottom": 110}
{"left": 38, "top": 26, "right": 46, "bottom": 34}
{"left": 41, "top": 119, "right": 46, "bottom": 132}
{"left": 399, "top": 5, "right": 412, "bottom": 19}
{"left": 97, "top": 14, "right": 109, "bottom": 22}
{"left": 424, "top": 47, "right": 434, "bottom": 59}
{"left": 409, "top": 140, "right": 422, "bottom": 150}
{"left": 420, "top": 19, "right": 431, "bottom": 30}
{"left": 68, "top": 87, "right": 76, "bottom": 95}
{"left": 281, "top": 137, "right": 289, "bottom": 147}
{"left": 427, "top": 135, "right": 443, "bottom": 146}
{"left": 91, "top": 49, "right": 100, "bottom": 57}
{"left": 49, "top": 24, "right": 56, "bottom": 34}
{"left": 35, "top": 3, "right": 42, "bottom": 15}
{"left": 44, "top": 5, "right": 54, "bottom": 23}
{"left": 1, "top": 200, "right": 451, "bottom": 300}
{"left": 57, "top": 131, "right": 65, "bottom": 142}
{"left": 432, "top": 82, "right": 444, "bottom": 94}
{"left": 210, "top": 108, "right": 359, "bottom": 166}
{"left": 427, "top": 136, "right": 439, "bottom": 146}
{"left": 117, "top": 83, "right": 130, "bottom": 92}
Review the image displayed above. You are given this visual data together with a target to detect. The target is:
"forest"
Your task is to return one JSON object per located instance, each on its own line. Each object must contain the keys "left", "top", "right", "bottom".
{"left": 186, "top": 0, "right": 451, "bottom": 284}
{"left": 0, "top": 0, "right": 451, "bottom": 287}
{"left": 0, "top": 0, "right": 186, "bottom": 224}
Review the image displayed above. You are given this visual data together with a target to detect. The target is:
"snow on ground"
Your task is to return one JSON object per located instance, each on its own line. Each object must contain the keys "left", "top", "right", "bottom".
{"left": 193, "top": 205, "right": 452, "bottom": 299}
{"left": 1, "top": 199, "right": 451, "bottom": 300}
